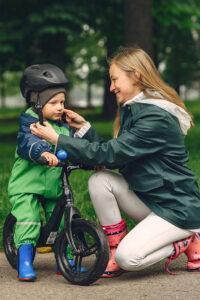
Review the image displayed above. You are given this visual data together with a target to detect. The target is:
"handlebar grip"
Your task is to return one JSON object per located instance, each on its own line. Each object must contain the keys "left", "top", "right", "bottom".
{"left": 37, "top": 156, "right": 65, "bottom": 167}
{"left": 37, "top": 156, "right": 48, "bottom": 165}
{"left": 56, "top": 150, "right": 68, "bottom": 161}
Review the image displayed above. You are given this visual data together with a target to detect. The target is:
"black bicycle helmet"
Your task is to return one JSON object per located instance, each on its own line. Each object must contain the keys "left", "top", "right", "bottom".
{"left": 20, "top": 64, "right": 68, "bottom": 100}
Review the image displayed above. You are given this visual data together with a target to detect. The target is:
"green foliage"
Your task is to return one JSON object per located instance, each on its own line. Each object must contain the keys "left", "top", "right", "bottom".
{"left": 1, "top": 0, "right": 200, "bottom": 114}
{"left": 153, "top": 0, "right": 200, "bottom": 91}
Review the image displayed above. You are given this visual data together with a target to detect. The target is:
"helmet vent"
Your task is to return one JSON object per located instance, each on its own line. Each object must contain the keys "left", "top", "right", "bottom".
{"left": 31, "top": 65, "right": 39, "bottom": 70}
{"left": 43, "top": 71, "right": 53, "bottom": 78}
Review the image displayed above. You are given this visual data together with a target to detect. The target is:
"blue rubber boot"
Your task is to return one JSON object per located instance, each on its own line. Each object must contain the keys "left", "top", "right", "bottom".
{"left": 18, "top": 244, "right": 37, "bottom": 281}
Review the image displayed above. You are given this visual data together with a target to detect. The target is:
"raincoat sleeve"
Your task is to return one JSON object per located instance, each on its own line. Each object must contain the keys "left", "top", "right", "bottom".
{"left": 57, "top": 112, "right": 168, "bottom": 169}
{"left": 17, "top": 118, "right": 52, "bottom": 161}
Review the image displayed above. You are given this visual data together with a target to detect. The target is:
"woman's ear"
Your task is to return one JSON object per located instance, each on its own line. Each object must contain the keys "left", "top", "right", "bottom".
{"left": 134, "top": 70, "right": 141, "bottom": 80}
{"left": 131, "top": 70, "right": 141, "bottom": 84}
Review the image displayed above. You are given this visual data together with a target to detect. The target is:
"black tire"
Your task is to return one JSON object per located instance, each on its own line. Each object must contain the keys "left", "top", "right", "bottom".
{"left": 3, "top": 213, "right": 36, "bottom": 269}
{"left": 55, "top": 218, "right": 109, "bottom": 285}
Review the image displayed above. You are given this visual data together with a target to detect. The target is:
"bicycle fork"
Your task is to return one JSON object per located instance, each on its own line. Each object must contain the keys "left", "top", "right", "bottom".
{"left": 63, "top": 170, "right": 81, "bottom": 256}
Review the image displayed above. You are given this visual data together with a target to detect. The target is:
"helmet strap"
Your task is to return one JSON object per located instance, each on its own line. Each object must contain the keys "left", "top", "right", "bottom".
{"left": 34, "top": 93, "right": 44, "bottom": 125}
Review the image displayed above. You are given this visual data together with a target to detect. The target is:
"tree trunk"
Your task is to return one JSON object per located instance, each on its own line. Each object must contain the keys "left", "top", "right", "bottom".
{"left": 102, "top": 0, "right": 154, "bottom": 119}
{"left": 0, "top": 73, "right": 6, "bottom": 108}
{"left": 102, "top": 73, "right": 117, "bottom": 120}
{"left": 86, "top": 76, "right": 92, "bottom": 108}
{"left": 124, "top": 0, "right": 153, "bottom": 58}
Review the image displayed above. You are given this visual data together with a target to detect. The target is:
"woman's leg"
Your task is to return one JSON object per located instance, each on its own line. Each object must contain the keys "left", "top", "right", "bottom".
{"left": 88, "top": 170, "right": 151, "bottom": 277}
{"left": 88, "top": 170, "right": 193, "bottom": 274}
{"left": 88, "top": 170, "right": 151, "bottom": 225}
{"left": 115, "top": 212, "right": 192, "bottom": 271}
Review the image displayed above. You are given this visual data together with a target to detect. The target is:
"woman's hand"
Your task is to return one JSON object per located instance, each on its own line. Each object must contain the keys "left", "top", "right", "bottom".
{"left": 64, "top": 109, "right": 87, "bottom": 129}
{"left": 41, "top": 152, "right": 59, "bottom": 166}
{"left": 30, "top": 122, "right": 59, "bottom": 145}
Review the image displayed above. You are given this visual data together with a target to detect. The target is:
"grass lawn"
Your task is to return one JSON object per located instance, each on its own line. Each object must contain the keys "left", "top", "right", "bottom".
{"left": 0, "top": 102, "right": 200, "bottom": 248}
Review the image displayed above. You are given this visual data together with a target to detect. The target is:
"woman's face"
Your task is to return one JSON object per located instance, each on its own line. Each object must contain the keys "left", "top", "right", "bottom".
{"left": 42, "top": 92, "right": 65, "bottom": 120}
{"left": 109, "top": 63, "right": 141, "bottom": 104}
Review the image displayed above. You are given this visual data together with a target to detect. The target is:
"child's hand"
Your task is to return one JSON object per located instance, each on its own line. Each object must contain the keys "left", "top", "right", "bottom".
{"left": 94, "top": 165, "right": 106, "bottom": 172}
{"left": 63, "top": 109, "right": 87, "bottom": 129}
{"left": 41, "top": 152, "right": 59, "bottom": 166}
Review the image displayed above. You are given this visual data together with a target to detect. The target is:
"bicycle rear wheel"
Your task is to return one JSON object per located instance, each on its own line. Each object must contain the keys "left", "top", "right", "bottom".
{"left": 3, "top": 213, "right": 36, "bottom": 269}
{"left": 55, "top": 218, "right": 109, "bottom": 285}
{"left": 3, "top": 213, "right": 18, "bottom": 269}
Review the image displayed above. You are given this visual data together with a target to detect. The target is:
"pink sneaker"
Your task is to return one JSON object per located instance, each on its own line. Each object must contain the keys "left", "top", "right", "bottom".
{"left": 101, "top": 219, "right": 127, "bottom": 278}
{"left": 164, "top": 235, "right": 193, "bottom": 275}
{"left": 185, "top": 233, "right": 200, "bottom": 272}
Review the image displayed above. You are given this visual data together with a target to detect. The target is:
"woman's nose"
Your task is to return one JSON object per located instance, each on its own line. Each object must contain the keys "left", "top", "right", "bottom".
{"left": 110, "top": 82, "right": 115, "bottom": 93}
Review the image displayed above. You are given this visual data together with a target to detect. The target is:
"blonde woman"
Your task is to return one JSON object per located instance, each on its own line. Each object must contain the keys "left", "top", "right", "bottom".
{"left": 31, "top": 47, "right": 200, "bottom": 278}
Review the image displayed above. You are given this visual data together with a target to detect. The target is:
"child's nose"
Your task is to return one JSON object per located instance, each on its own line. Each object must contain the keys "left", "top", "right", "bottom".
{"left": 58, "top": 103, "right": 64, "bottom": 110}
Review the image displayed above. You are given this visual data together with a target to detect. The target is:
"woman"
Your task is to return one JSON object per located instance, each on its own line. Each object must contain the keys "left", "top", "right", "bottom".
{"left": 31, "top": 47, "right": 200, "bottom": 278}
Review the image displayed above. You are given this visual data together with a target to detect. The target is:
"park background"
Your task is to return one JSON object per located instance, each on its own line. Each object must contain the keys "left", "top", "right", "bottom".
{"left": 1, "top": 0, "right": 200, "bottom": 248}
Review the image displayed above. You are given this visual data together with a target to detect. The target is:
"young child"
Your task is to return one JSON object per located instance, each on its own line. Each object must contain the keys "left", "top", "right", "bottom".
{"left": 8, "top": 64, "right": 69, "bottom": 281}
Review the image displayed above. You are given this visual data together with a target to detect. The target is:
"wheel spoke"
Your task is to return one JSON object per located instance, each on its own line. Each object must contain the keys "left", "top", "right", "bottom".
{"left": 56, "top": 219, "right": 109, "bottom": 285}
{"left": 73, "top": 255, "right": 83, "bottom": 273}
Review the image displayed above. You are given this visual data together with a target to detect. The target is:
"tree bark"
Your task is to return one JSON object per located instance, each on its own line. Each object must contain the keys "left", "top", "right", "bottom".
{"left": 86, "top": 76, "right": 92, "bottom": 108}
{"left": 0, "top": 73, "right": 6, "bottom": 108}
{"left": 102, "top": 73, "right": 117, "bottom": 120}
{"left": 124, "top": 0, "right": 153, "bottom": 58}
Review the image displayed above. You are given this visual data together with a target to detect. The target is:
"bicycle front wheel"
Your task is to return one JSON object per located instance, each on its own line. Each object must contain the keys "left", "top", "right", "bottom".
{"left": 55, "top": 218, "right": 109, "bottom": 285}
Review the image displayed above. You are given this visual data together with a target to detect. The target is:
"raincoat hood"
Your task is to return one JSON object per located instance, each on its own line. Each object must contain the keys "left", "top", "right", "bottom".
{"left": 124, "top": 90, "right": 192, "bottom": 135}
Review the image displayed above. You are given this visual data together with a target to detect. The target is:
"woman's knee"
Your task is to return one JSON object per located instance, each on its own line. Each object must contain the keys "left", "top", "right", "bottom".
{"left": 88, "top": 170, "right": 113, "bottom": 193}
{"left": 115, "top": 247, "right": 145, "bottom": 271}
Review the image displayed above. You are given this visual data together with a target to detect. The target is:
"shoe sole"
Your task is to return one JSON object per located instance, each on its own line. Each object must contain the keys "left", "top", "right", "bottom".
{"left": 18, "top": 277, "right": 36, "bottom": 282}
{"left": 187, "top": 268, "right": 200, "bottom": 272}
{"left": 101, "top": 270, "right": 125, "bottom": 278}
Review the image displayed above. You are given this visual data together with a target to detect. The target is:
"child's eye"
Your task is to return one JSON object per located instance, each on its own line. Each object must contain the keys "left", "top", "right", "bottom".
{"left": 48, "top": 100, "right": 56, "bottom": 104}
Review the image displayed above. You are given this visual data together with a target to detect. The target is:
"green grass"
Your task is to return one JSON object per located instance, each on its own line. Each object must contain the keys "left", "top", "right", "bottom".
{"left": 1, "top": 102, "right": 200, "bottom": 248}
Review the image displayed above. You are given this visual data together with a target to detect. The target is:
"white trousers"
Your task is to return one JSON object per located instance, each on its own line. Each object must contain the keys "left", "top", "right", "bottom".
{"left": 88, "top": 170, "right": 193, "bottom": 271}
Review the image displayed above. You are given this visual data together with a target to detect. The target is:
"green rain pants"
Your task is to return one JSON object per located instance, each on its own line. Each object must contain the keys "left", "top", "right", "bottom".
{"left": 9, "top": 193, "right": 64, "bottom": 248}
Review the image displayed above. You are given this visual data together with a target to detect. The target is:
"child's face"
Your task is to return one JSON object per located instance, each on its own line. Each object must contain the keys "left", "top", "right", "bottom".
{"left": 42, "top": 92, "right": 65, "bottom": 121}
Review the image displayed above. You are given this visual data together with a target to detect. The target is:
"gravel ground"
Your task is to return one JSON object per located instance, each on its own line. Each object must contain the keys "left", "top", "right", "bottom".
{"left": 1, "top": 251, "right": 200, "bottom": 300}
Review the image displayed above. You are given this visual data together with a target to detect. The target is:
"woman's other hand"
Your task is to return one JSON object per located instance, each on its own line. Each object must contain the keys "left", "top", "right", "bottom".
{"left": 41, "top": 152, "right": 59, "bottom": 166}
{"left": 64, "top": 109, "right": 87, "bottom": 129}
{"left": 30, "top": 122, "right": 59, "bottom": 145}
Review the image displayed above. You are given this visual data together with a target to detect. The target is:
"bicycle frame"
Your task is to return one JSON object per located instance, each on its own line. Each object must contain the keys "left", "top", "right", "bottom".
{"left": 37, "top": 163, "right": 82, "bottom": 255}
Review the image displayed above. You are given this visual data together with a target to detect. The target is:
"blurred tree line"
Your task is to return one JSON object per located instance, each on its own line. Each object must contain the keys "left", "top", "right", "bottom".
{"left": 0, "top": 0, "right": 200, "bottom": 118}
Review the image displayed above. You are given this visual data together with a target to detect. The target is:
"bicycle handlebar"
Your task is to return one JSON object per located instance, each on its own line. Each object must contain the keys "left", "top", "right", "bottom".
{"left": 37, "top": 156, "right": 65, "bottom": 167}
{"left": 37, "top": 150, "right": 95, "bottom": 171}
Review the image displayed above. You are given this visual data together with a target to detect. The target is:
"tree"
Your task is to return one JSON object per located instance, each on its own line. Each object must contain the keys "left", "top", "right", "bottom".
{"left": 67, "top": 26, "right": 106, "bottom": 107}
{"left": 153, "top": 0, "right": 200, "bottom": 93}
{"left": 124, "top": 0, "right": 153, "bottom": 58}
{"left": 0, "top": 0, "right": 85, "bottom": 105}
{"left": 83, "top": 0, "right": 124, "bottom": 119}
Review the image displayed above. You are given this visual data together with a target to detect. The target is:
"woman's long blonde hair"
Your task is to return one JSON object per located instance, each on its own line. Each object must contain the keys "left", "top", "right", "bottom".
{"left": 109, "top": 47, "right": 193, "bottom": 137}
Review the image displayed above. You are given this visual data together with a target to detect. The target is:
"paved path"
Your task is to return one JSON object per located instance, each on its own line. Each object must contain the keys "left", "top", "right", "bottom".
{"left": 1, "top": 252, "right": 200, "bottom": 300}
